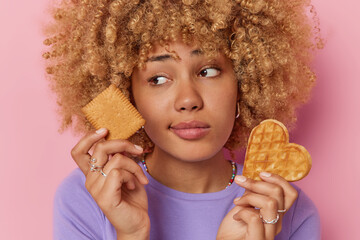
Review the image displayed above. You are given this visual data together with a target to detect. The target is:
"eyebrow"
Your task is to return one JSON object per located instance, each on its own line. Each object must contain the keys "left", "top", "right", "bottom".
{"left": 146, "top": 49, "right": 203, "bottom": 62}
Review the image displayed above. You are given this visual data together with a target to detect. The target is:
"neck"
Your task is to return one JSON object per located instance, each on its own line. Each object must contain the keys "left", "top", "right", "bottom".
{"left": 144, "top": 147, "right": 234, "bottom": 193}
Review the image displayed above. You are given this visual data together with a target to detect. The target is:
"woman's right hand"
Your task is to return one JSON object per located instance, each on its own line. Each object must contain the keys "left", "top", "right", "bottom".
{"left": 71, "top": 128, "right": 150, "bottom": 240}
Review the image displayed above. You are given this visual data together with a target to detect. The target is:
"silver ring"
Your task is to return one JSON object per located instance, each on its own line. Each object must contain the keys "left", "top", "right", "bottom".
{"left": 100, "top": 169, "right": 107, "bottom": 177}
{"left": 90, "top": 158, "right": 97, "bottom": 163}
{"left": 277, "top": 208, "right": 287, "bottom": 213}
{"left": 88, "top": 162, "right": 103, "bottom": 172}
{"left": 260, "top": 213, "right": 280, "bottom": 224}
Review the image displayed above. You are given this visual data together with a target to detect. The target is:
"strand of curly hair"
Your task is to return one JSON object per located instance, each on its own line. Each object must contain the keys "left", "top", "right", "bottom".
{"left": 42, "top": 0, "right": 323, "bottom": 152}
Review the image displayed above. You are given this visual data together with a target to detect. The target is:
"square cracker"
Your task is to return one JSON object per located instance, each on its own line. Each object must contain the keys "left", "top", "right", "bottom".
{"left": 82, "top": 84, "right": 145, "bottom": 140}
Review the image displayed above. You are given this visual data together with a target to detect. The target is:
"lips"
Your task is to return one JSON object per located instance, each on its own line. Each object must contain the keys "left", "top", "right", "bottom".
{"left": 170, "top": 121, "right": 210, "bottom": 140}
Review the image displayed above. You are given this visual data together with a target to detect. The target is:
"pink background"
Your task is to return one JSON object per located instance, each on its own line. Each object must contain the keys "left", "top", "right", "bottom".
{"left": 0, "top": 0, "right": 359, "bottom": 239}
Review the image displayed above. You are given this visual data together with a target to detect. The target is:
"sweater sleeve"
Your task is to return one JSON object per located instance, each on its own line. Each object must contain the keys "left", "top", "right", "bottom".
{"left": 275, "top": 184, "right": 321, "bottom": 240}
{"left": 53, "top": 168, "right": 106, "bottom": 240}
{"left": 289, "top": 187, "right": 321, "bottom": 240}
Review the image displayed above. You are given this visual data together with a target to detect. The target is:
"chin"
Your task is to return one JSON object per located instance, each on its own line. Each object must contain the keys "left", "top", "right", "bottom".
{"left": 158, "top": 142, "right": 225, "bottom": 163}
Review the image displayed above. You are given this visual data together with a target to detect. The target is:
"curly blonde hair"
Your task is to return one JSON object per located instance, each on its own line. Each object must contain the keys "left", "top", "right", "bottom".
{"left": 43, "top": 0, "right": 322, "bottom": 151}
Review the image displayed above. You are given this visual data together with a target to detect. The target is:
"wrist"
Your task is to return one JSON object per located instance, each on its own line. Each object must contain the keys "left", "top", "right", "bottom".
{"left": 116, "top": 228, "right": 150, "bottom": 240}
{"left": 116, "top": 233, "right": 149, "bottom": 240}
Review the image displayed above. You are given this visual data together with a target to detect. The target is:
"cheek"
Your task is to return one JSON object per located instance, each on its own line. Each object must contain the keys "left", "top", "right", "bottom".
{"left": 140, "top": 109, "right": 168, "bottom": 148}
{"left": 211, "top": 84, "right": 238, "bottom": 133}
{"left": 134, "top": 94, "right": 170, "bottom": 139}
{"left": 218, "top": 104, "right": 236, "bottom": 136}
{"left": 208, "top": 83, "right": 237, "bottom": 116}
{"left": 136, "top": 95, "right": 167, "bottom": 122}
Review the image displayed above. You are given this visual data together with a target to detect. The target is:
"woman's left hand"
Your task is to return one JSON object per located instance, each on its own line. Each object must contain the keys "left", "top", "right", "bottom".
{"left": 217, "top": 172, "right": 298, "bottom": 240}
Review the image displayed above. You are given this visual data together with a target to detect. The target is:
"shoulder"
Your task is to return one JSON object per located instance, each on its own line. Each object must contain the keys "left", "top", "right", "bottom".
{"left": 276, "top": 184, "right": 321, "bottom": 240}
{"left": 53, "top": 168, "right": 105, "bottom": 239}
{"left": 291, "top": 184, "right": 320, "bottom": 220}
{"left": 54, "top": 168, "right": 96, "bottom": 211}
{"left": 55, "top": 168, "right": 85, "bottom": 196}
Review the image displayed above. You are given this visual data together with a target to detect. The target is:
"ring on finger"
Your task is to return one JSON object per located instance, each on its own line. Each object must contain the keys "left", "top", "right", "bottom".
{"left": 88, "top": 162, "right": 103, "bottom": 172}
{"left": 90, "top": 157, "right": 97, "bottom": 163}
{"left": 100, "top": 169, "right": 107, "bottom": 178}
{"left": 277, "top": 208, "right": 287, "bottom": 213}
{"left": 259, "top": 213, "right": 280, "bottom": 224}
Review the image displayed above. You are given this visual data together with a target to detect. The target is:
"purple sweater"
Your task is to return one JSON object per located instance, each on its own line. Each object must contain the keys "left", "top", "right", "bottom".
{"left": 54, "top": 163, "right": 321, "bottom": 239}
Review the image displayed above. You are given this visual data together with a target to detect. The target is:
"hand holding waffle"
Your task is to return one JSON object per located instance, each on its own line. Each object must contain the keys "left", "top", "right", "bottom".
{"left": 218, "top": 119, "right": 309, "bottom": 239}
{"left": 218, "top": 172, "right": 299, "bottom": 239}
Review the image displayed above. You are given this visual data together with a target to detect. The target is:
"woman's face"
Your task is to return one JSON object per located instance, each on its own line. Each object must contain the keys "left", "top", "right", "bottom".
{"left": 131, "top": 41, "right": 238, "bottom": 162}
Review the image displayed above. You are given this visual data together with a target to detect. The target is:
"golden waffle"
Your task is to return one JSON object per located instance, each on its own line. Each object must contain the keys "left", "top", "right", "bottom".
{"left": 242, "top": 119, "right": 311, "bottom": 182}
{"left": 82, "top": 84, "right": 145, "bottom": 140}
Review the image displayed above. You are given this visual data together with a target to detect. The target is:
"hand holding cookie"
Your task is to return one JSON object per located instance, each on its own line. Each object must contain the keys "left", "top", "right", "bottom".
{"left": 75, "top": 85, "right": 150, "bottom": 239}
{"left": 70, "top": 129, "right": 150, "bottom": 239}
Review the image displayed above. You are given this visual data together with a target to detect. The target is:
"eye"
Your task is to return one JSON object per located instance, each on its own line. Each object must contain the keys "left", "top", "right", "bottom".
{"left": 199, "top": 67, "right": 220, "bottom": 78}
{"left": 148, "top": 76, "right": 169, "bottom": 85}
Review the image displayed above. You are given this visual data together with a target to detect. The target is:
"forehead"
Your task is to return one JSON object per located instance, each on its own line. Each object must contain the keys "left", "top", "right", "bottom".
{"left": 147, "top": 41, "right": 197, "bottom": 56}
{"left": 145, "top": 40, "right": 223, "bottom": 63}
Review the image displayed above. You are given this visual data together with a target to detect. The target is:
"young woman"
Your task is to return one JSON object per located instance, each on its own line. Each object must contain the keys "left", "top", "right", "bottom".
{"left": 43, "top": 0, "right": 321, "bottom": 239}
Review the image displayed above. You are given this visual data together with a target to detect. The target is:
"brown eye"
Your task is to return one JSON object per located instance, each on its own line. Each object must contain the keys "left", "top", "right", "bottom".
{"left": 148, "top": 76, "right": 169, "bottom": 85}
{"left": 199, "top": 67, "right": 220, "bottom": 77}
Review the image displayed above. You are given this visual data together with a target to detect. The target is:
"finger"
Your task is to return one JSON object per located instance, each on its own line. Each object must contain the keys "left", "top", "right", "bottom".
{"left": 233, "top": 207, "right": 265, "bottom": 240}
{"left": 103, "top": 153, "right": 148, "bottom": 185}
{"left": 234, "top": 175, "right": 285, "bottom": 210}
{"left": 83, "top": 168, "right": 106, "bottom": 200}
{"left": 71, "top": 128, "right": 108, "bottom": 174}
{"left": 234, "top": 192, "right": 279, "bottom": 238}
{"left": 85, "top": 165, "right": 135, "bottom": 200}
{"left": 234, "top": 193, "right": 284, "bottom": 235}
{"left": 96, "top": 168, "right": 135, "bottom": 211}
{"left": 125, "top": 179, "right": 136, "bottom": 190}
{"left": 234, "top": 192, "right": 279, "bottom": 214}
{"left": 88, "top": 140, "right": 143, "bottom": 177}
{"left": 259, "top": 172, "right": 299, "bottom": 211}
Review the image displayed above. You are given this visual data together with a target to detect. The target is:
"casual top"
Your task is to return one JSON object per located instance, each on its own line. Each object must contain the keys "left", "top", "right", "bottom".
{"left": 53, "top": 163, "right": 321, "bottom": 240}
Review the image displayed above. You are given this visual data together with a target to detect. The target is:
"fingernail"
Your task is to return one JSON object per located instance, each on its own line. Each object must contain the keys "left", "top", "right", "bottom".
{"left": 134, "top": 144, "right": 143, "bottom": 151}
{"left": 96, "top": 128, "right": 107, "bottom": 134}
{"left": 234, "top": 197, "right": 241, "bottom": 202}
{"left": 235, "top": 175, "right": 247, "bottom": 183}
{"left": 142, "top": 176, "right": 149, "bottom": 184}
{"left": 260, "top": 172, "right": 272, "bottom": 177}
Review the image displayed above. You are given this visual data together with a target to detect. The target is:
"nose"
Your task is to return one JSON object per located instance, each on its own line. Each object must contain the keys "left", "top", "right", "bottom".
{"left": 174, "top": 80, "right": 203, "bottom": 112}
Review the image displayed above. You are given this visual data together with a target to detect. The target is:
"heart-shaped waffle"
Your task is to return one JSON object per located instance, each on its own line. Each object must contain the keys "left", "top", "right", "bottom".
{"left": 242, "top": 119, "right": 312, "bottom": 182}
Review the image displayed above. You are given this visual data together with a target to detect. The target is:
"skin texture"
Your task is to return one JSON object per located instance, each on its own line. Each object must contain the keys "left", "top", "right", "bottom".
{"left": 131, "top": 41, "right": 238, "bottom": 193}
{"left": 70, "top": 41, "right": 299, "bottom": 239}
